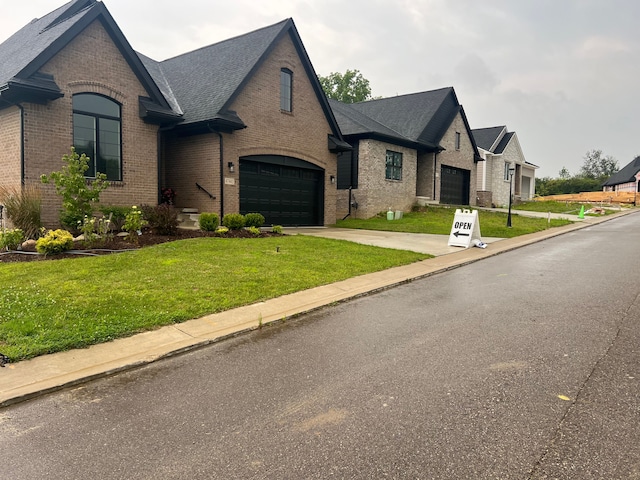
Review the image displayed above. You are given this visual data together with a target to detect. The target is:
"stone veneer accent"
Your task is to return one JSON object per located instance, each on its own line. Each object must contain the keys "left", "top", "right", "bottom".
{"left": 339, "top": 111, "right": 478, "bottom": 219}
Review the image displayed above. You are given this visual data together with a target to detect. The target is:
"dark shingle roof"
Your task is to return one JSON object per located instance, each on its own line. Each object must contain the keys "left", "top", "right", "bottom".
{"left": 0, "top": 0, "right": 175, "bottom": 117}
{"left": 471, "top": 126, "right": 505, "bottom": 151}
{"left": 328, "top": 98, "right": 412, "bottom": 145}
{"left": 331, "top": 87, "right": 481, "bottom": 161}
{"left": 146, "top": 19, "right": 290, "bottom": 125}
{"left": 602, "top": 156, "right": 640, "bottom": 186}
{"left": 347, "top": 88, "right": 457, "bottom": 148}
{"left": 0, "top": 0, "right": 94, "bottom": 88}
{"left": 0, "top": 4, "right": 343, "bottom": 137}
{"left": 494, "top": 131, "right": 514, "bottom": 154}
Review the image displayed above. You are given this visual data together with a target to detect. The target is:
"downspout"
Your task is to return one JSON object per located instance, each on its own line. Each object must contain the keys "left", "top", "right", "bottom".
{"left": 207, "top": 125, "right": 224, "bottom": 219}
{"left": 433, "top": 151, "right": 438, "bottom": 202}
{"left": 17, "top": 103, "right": 25, "bottom": 185}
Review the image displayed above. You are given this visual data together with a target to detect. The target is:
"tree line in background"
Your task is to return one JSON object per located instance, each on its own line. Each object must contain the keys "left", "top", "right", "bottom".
{"left": 536, "top": 149, "right": 619, "bottom": 196}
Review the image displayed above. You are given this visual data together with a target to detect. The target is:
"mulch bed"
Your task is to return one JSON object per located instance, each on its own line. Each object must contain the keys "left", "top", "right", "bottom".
{"left": 0, "top": 229, "right": 282, "bottom": 263}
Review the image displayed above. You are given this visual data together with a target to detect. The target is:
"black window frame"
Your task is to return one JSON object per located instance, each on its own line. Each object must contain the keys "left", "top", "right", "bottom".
{"left": 455, "top": 131, "right": 461, "bottom": 150}
{"left": 385, "top": 150, "right": 403, "bottom": 181}
{"left": 72, "top": 93, "right": 122, "bottom": 181}
{"left": 280, "top": 68, "right": 293, "bottom": 112}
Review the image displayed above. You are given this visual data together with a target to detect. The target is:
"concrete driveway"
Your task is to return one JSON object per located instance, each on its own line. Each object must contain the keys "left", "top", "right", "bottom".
{"left": 284, "top": 227, "right": 504, "bottom": 256}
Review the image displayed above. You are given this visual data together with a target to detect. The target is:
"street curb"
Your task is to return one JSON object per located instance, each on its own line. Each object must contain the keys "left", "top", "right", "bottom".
{"left": 1, "top": 209, "right": 635, "bottom": 408}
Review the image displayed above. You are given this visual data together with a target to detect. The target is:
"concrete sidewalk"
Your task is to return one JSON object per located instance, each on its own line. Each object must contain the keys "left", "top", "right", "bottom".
{"left": 0, "top": 211, "right": 629, "bottom": 407}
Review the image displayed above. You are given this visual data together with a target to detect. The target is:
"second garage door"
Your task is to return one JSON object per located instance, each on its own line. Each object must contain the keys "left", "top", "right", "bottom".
{"left": 239, "top": 156, "right": 324, "bottom": 226}
{"left": 440, "top": 165, "right": 470, "bottom": 205}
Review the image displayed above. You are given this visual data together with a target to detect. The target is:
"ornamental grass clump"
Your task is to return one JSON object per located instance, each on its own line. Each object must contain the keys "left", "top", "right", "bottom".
{"left": 35, "top": 229, "right": 74, "bottom": 255}
{"left": 0, "top": 185, "right": 42, "bottom": 239}
{"left": 0, "top": 229, "right": 25, "bottom": 251}
{"left": 199, "top": 212, "right": 219, "bottom": 232}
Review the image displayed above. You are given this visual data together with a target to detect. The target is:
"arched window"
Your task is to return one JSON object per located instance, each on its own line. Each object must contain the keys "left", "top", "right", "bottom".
{"left": 73, "top": 93, "right": 122, "bottom": 180}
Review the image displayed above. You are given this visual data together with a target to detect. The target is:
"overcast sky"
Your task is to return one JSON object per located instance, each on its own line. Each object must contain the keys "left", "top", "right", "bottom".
{"left": 2, "top": 0, "right": 639, "bottom": 177}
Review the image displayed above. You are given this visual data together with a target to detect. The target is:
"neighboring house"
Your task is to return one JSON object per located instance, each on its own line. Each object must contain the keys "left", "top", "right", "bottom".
{"left": 602, "top": 156, "right": 640, "bottom": 193}
{"left": 330, "top": 88, "right": 482, "bottom": 219}
{"left": 0, "top": 0, "right": 348, "bottom": 228}
{"left": 472, "top": 126, "right": 537, "bottom": 207}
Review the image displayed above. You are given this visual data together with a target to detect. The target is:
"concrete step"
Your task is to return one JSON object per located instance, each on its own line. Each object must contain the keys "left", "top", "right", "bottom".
{"left": 177, "top": 210, "right": 200, "bottom": 230}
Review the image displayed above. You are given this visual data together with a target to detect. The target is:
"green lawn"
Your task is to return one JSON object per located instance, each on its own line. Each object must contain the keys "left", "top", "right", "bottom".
{"left": 0, "top": 236, "right": 429, "bottom": 361}
{"left": 336, "top": 206, "right": 572, "bottom": 238}
{"left": 514, "top": 200, "right": 618, "bottom": 215}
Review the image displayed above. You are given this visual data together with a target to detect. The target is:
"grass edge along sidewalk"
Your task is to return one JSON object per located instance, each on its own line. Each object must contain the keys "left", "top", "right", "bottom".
{"left": 0, "top": 236, "right": 429, "bottom": 362}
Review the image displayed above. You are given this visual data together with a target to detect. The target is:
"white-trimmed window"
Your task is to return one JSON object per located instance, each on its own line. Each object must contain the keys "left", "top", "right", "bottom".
{"left": 504, "top": 162, "right": 511, "bottom": 181}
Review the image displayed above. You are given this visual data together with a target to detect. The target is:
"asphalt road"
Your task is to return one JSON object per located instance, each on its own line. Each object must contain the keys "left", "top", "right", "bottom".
{"left": 2, "top": 215, "right": 639, "bottom": 479}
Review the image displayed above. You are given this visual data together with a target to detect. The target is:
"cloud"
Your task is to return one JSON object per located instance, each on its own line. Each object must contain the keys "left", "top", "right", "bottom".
{"left": 576, "top": 35, "right": 633, "bottom": 59}
{"left": 452, "top": 54, "right": 499, "bottom": 94}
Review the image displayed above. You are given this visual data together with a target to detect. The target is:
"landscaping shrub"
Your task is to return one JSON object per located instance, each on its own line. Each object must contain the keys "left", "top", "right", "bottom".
{"left": 215, "top": 226, "right": 229, "bottom": 235}
{"left": 247, "top": 226, "right": 261, "bottom": 236}
{"left": 199, "top": 212, "right": 220, "bottom": 232}
{"left": 0, "top": 185, "right": 42, "bottom": 239}
{"left": 244, "top": 212, "right": 265, "bottom": 228}
{"left": 123, "top": 206, "right": 148, "bottom": 242}
{"left": 141, "top": 204, "right": 178, "bottom": 235}
{"left": 35, "top": 229, "right": 74, "bottom": 254}
{"left": 0, "top": 229, "right": 25, "bottom": 251}
{"left": 40, "top": 147, "right": 109, "bottom": 231}
{"left": 271, "top": 225, "right": 283, "bottom": 234}
{"left": 100, "top": 205, "right": 130, "bottom": 232}
{"left": 78, "top": 215, "right": 112, "bottom": 247}
{"left": 222, "top": 213, "right": 245, "bottom": 230}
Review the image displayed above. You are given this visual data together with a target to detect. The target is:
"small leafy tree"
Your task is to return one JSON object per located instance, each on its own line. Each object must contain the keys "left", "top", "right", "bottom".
{"left": 580, "top": 149, "right": 618, "bottom": 179}
{"left": 318, "top": 69, "right": 373, "bottom": 103}
{"left": 41, "top": 147, "right": 109, "bottom": 230}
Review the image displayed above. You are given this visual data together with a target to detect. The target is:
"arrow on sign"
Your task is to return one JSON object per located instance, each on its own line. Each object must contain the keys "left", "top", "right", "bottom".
{"left": 453, "top": 231, "right": 470, "bottom": 238}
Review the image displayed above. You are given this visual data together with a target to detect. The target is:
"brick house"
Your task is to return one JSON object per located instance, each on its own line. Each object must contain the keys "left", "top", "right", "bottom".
{"left": 0, "top": 0, "right": 348, "bottom": 228}
{"left": 472, "top": 126, "right": 538, "bottom": 207}
{"left": 329, "top": 88, "right": 482, "bottom": 219}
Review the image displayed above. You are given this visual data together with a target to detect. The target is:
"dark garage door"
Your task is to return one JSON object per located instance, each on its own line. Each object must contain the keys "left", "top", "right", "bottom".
{"left": 440, "top": 165, "right": 470, "bottom": 205}
{"left": 240, "top": 156, "right": 324, "bottom": 226}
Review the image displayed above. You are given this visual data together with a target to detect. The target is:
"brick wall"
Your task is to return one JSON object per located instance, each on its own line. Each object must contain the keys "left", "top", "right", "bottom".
{"left": 26, "top": 20, "right": 159, "bottom": 227}
{"left": 337, "top": 139, "right": 417, "bottom": 219}
{"left": 416, "top": 151, "right": 436, "bottom": 199}
{"left": 226, "top": 33, "right": 337, "bottom": 224}
{"left": 165, "top": 33, "right": 338, "bottom": 224}
{"left": 437, "top": 112, "right": 478, "bottom": 206}
{"left": 0, "top": 106, "right": 22, "bottom": 189}
{"left": 164, "top": 132, "right": 220, "bottom": 214}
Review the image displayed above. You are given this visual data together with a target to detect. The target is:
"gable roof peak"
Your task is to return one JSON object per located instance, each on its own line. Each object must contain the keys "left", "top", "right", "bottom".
{"left": 161, "top": 17, "right": 291, "bottom": 63}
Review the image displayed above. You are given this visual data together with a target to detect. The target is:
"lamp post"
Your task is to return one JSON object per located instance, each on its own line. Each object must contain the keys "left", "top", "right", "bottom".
{"left": 507, "top": 167, "right": 515, "bottom": 227}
